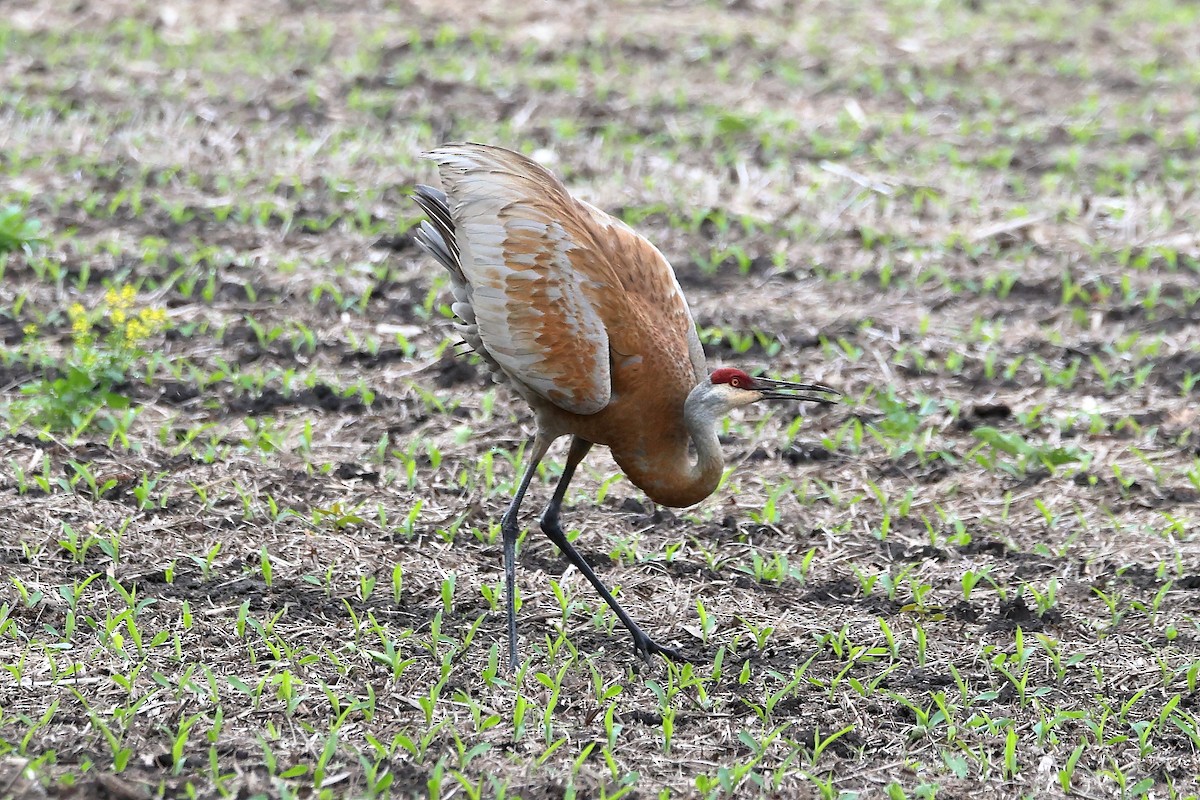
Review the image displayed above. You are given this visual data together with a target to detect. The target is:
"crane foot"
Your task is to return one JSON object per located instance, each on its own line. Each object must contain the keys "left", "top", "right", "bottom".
{"left": 630, "top": 630, "right": 686, "bottom": 665}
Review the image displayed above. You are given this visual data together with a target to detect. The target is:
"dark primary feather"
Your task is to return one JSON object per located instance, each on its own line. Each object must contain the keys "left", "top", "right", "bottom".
{"left": 412, "top": 185, "right": 460, "bottom": 272}
{"left": 412, "top": 182, "right": 502, "bottom": 379}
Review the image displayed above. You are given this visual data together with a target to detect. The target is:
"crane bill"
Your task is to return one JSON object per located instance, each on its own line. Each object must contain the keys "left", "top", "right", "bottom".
{"left": 754, "top": 376, "right": 841, "bottom": 404}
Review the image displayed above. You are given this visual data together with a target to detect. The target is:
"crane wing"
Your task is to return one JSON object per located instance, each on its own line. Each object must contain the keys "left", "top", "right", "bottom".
{"left": 574, "top": 198, "right": 707, "bottom": 385}
{"left": 425, "top": 143, "right": 703, "bottom": 415}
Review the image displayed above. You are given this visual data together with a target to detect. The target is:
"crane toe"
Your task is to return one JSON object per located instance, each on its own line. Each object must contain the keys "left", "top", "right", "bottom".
{"left": 630, "top": 630, "right": 686, "bottom": 665}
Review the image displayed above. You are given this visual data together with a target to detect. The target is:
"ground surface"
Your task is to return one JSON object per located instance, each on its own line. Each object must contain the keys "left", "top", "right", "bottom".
{"left": 2, "top": 0, "right": 1199, "bottom": 798}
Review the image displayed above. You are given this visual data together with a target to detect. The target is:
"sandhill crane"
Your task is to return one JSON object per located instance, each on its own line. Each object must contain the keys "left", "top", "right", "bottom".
{"left": 413, "top": 143, "right": 837, "bottom": 670}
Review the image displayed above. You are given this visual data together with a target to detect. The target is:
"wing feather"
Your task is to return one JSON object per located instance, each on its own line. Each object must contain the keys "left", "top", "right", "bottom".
{"left": 423, "top": 143, "right": 703, "bottom": 415}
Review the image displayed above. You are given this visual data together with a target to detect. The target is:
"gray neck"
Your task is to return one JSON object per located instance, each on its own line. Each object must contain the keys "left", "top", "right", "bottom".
{"left": 678, "top": 384, "right": 726, "bottom": 503}
{"left": 613, "top": 383, "right": 728, "bottom": 508}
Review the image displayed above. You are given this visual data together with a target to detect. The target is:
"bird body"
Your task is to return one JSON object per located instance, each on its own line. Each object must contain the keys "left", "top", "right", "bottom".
{"left": 420, "top": 145, "right": 712, "bottom": 504}
{"left": 414, "top": 143, "right": 836, "bottom": 668}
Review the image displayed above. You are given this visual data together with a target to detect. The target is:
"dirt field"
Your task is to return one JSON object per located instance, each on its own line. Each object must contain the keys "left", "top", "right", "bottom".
{"left": 2, "top": 0, "right": 1199, "bottom": 797}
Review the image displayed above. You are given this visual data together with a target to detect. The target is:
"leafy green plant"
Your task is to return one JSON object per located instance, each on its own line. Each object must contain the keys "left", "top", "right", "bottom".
{"left": 0, "top": 204, "right": 43, "bottom": 252}
{"left": 970, "top": 426, "right": 1090, "bottom": 476}
{"left": 10, "top": 286, "right": 169, "bottom": 435}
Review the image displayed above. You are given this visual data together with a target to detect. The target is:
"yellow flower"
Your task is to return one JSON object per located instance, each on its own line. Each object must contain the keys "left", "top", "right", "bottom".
{"left": 111, "top": 309, "right": 126, "bottom": 325}
{"left": 139, "top": 307, "right": 168, "bottom": 329}
{"left": 105, "top": 285, "right": 137, "bottom": 311}
{"left": 22, "top": 324, "right": 37, "bottom": 336}
{"left": 125, "top": 318, "right": 150, "bottom": 344}
{"left": 68, "top": 303, "right": 92, "bottom": 342}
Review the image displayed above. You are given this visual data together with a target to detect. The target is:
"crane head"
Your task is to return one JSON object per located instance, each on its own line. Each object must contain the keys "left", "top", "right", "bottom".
{"left": 709, "top": 367, "right": 840, "bottom": 407}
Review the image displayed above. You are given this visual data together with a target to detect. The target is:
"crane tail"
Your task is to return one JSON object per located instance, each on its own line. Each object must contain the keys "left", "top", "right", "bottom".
{"left": 413, "top": 173, "right": 510, "bottom": 391}
{"left": 412, "top": 184, "right": 455, "bottom": 237}
{"left": 412, "top": 185, "right": 462, "bottom": 275}
{"left": 414, "top": 221, "right": 457, "bottom": 272}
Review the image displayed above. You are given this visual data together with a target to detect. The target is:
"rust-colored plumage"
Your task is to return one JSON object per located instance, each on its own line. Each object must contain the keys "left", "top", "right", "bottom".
{"left": 414, "top": 143, "right": 837, "bottom": 669}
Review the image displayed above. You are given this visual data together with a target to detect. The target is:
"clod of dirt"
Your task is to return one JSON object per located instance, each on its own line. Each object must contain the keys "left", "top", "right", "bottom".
{"left": 987, "top": 596, "right": 1061, "bottom": 632}
{"left": 373, "top": 233, "right": 416, "bottom": 252}
{"left": 792, "top": 726, "right": 864, "bottom": 759}
{"left": 231, "top": 387, "right": 290, "bottom": 414}
{"left": 802, "top": 578, "right": 860, "bottom": 602}
{"left": 229, "top": 383, "right": 367, "bottom": 415}
{"left": 334, "top": 462, "right": 379, "bottom": 483}
{"left": 745, "top": 445, "right": 772, "bottom": 462}
{"left": 957, "top": 538, "right": 1007, "bottom": 557}
{"left": 0, "top": 364, "right": 35, "bottom": 387}
{"left": 880, "top": 541, "right": 948, "bottom": 562}
{"left": 341, "top": 347, "right": 412, "bottom": 367}
{"left": 90, "top": 773, "right": 151, "bottom": 800}
{"left": 947, "top": 600, "right": 983, "bottom": 622}
{"left": 434, "top": 354, "right": 478, "bottom": 387}
{"left": 614, "top": 498, "right": 675, "bottom": 527}
{"left": 894, "top": 667, "right": 954, "bottom": 688}
{"left": 998, "top": 596, "right": 1039, "bottom": 624}
{"left": 782, "top": 443, "right": 834, "bottom": 464}
{"left": 957, "top": 402, "right": 1014, "bottom": 431}
{"left": 619, "top": 497, "right": 647, "bottom": 514}
{"left": 971, "top": 402, "right": 1012, "bottom": 420}
{"left": 1095, "top": 562, "right": 1162, "bottom": 589}
{"left": 642, "top": 506, "right": 674, "bottom": 526}
{"left": 618, "top": 709, "right": 663, "bottom": 726}
{"left": 159, "top": 381, "right": 200, "bottom": 405}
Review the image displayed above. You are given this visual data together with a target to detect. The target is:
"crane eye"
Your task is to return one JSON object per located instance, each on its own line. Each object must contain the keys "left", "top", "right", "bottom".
{"left": 730, "top": 377, "right": 742, "bottom": 387}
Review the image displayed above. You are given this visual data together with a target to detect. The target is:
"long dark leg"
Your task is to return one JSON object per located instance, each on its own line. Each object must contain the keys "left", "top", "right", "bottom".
{"left": 540, "top": 436, "right": 684, "bottom": 665}
{"left": 501, "top": 434, "right": 552, "bottom": 673}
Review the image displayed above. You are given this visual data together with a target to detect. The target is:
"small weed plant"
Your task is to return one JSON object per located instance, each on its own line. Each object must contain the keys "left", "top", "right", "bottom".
{"left": 0, "top": 204, "right": 43, "bottom": 253}
{"left": 11, "top": 285, "right": 170, "bottom": 436}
